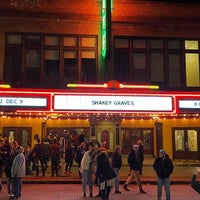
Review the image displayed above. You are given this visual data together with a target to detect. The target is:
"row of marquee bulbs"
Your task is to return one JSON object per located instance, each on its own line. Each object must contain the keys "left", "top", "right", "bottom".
{"left": 0, "top": 112, "right": 199, "bottom": 120}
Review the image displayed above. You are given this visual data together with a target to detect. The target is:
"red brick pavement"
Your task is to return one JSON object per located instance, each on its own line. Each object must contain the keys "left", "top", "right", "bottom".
{"left": 0, "top": 183, "right": 200, "bottom": 200}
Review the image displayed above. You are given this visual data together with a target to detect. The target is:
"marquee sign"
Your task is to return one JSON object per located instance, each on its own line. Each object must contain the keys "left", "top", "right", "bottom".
{"left": 54, "top": 95, "right": 173, "bottom": 112}
{"left": 179, "top": 99, "right": 200, "bottom": 109}
{"left": 0, "top": 97, "right": 47, "bottom": 108}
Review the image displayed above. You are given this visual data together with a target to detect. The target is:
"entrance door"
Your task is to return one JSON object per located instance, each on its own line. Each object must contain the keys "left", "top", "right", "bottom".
{"left": 2, "top": 127, "right": 31, "bottom": 146}
{"left": 173, "top": 128, "right": 200, "bottom": 160}
{"left": 122, "top": 128, "right": 153, "bottom": 155}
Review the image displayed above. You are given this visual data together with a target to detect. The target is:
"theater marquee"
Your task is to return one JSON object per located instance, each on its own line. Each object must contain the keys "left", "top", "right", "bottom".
{"left": 54, "top": 95, "right": 173, "bottom": 112}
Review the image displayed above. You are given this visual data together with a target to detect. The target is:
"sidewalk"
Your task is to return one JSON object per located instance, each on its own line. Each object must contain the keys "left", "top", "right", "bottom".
{"left": 1, "top": 157, "right": 198, "bottom": 185}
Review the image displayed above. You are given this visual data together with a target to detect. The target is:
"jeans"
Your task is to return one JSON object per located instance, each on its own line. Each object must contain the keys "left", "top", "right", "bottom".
{"left": 113, "top": 168, "right": 120, "bottom": 191}
{"left": 157, "top": 177, "right": 170, "bottom": 200}
{"left": 6, "top": 177, "right": 12, "bottom": 194}
{"left": 12, "top": 177, "right": 22, "bottom": 198}
{"left": 51, "top": 157, "right": 59, "bottom": 176}
{"left": 35, "top": 157, "right": 45, "bottom": 176}
{"left": 82, "top": 169, "right": 92, "bottom": 195}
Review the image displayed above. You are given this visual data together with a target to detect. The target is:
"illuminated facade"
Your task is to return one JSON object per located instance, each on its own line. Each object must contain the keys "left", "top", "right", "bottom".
{"left": 0, "top": 1, "right": 200, "bottom": 160}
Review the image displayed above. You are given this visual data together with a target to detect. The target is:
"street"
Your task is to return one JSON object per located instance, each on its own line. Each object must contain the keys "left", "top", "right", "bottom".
{"left": 0, "top": 183, "right": 199, "bottom": 200}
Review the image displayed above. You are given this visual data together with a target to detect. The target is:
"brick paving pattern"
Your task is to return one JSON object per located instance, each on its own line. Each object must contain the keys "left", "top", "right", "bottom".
{"left": 0, "top": 183, "right": 200, "bottom": 200}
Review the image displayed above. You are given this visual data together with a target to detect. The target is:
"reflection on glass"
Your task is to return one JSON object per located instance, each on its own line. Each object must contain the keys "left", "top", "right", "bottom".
{"left": 188, "top": 130, "right": 198, "bottom": 152}
{"left": 175, "top": 130, "right": 184, "bottom": 151}
{"left": 143, "top": 130, "right": 152, "bottom": 151}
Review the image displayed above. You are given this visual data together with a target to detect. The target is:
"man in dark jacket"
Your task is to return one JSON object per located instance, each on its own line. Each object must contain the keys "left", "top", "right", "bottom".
{"left": 123, "top": 144, "right": 146, "bottom": 194}
{"left": 153, "top": 149, "right": 174, "bottom": 200}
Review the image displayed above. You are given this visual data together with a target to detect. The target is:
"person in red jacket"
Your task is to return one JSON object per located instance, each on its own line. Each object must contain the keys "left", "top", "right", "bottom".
{"left": 49, "top": 138, "right": 60, "bottom": 177}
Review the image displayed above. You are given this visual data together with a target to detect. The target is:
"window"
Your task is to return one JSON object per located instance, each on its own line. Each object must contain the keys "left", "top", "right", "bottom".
{"left": 132, "top": 53, "right": 147, "bottom": 83}
{"left": 81, "top": 51, "right": 96, "bottom": 82}
{"left": 4, "top": 33, "right": 98, "bottom": 88}
{"left": 4, "top": 35, "right": 22, "bottom": 86}
{"left": 185, "top": 40, "right": 200, "bottom": 87}
{"left": 64, "top": 50, "right": 78, "bottom": 83}
{"left": 114, "top": 37, "right": 200, "bottom": 89}
{"left": 44, "top": 50, "right": 60, "bottom": 87}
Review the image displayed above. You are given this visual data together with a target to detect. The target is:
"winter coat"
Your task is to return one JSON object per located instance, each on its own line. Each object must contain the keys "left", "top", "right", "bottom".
{"left": 127, "top": 149, "right": 141, "bottom": 170}
{"left": 153, "top": 154, "right": 174, "bottom": 179}
{"left": 95, "top": 151, "right": 116, "bottom": 183}
{"left": 11, "top": 152, "right": 26, "bottom": 178}
{"left": 111, "top": 151, "right": 122, "bottom": 169}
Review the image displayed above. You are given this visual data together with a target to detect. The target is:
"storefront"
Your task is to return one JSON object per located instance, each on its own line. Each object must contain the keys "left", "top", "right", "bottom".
{"left": 1, "top": 83, "right": 200, "bottom": 160}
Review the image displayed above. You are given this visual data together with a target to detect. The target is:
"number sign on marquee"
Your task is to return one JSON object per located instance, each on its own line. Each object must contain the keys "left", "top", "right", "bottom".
{"left": 179, "top": 100, "right": 200, "bottom": 109}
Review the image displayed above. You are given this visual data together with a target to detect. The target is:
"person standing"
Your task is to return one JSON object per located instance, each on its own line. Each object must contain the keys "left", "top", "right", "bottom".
{"left": 80, "top": 145, "right": 95, "bottom": 198}
{"left": 32, "top": 138, "right": 46, "bottom": 177}
{"left": 123, "top": 144, "right": 146, "bottom": 194}
{"left": 76, "top": 141, "right": 87, "bottom": 178}
{"left": 5, "top": 142, "right": 16, "bottom": 197}
{"left": 65, "top": 142, "right": 75, "bottom": 173}
{"left": 111, "top": 146, "right": 122, "bottom": 194}
{"left": 49, "top": 138, "right": 60, "bottom": 177}
{"left": 95, "top": 151, "right": 116, "bottom": 200}
{"left": 136, "top": 139, "right": 144, "bottom": 175}
{"left": 153, "top": 149, "right": 174, "bottom": 200}
{"left": 10, "top": 146, "right": 26, "bottom": 200}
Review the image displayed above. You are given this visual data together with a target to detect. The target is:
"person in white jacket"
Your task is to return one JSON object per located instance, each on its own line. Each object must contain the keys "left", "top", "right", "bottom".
{"left": 10, "top": 146, "right": 26, "bottom": 199}
{"left": 80, "top": 145, "right": 95, "bottom": 198}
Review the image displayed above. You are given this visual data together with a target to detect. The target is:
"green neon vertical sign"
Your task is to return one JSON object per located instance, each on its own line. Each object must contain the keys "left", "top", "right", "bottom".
{"left": 102, "top": 0, "right": 107, "bottom": 58}
{"left": 102, "top": 0, "right": 112, "bottom": 58}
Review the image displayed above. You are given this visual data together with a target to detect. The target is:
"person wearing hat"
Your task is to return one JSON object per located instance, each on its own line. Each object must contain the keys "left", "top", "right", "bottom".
{"left": 123, "top": 144, "right": 146, "bottom": 194}
{"left": 153, "top": 149, "right": 174, "bottom": 200}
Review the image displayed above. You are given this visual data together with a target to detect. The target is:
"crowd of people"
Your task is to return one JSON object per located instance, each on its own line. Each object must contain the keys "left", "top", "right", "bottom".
{"left": 0, "top": 135, "right": 175, "bottom": 200}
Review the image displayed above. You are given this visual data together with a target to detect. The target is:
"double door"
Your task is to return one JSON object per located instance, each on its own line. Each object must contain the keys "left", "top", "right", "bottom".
{"left": 173, "top": 128, "right": 200, "bottom": 160}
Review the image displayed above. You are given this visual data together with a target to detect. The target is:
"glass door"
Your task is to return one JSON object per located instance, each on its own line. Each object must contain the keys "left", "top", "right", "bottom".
{"left": 173, "top": 128, "right": 199, "bottom": 160}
